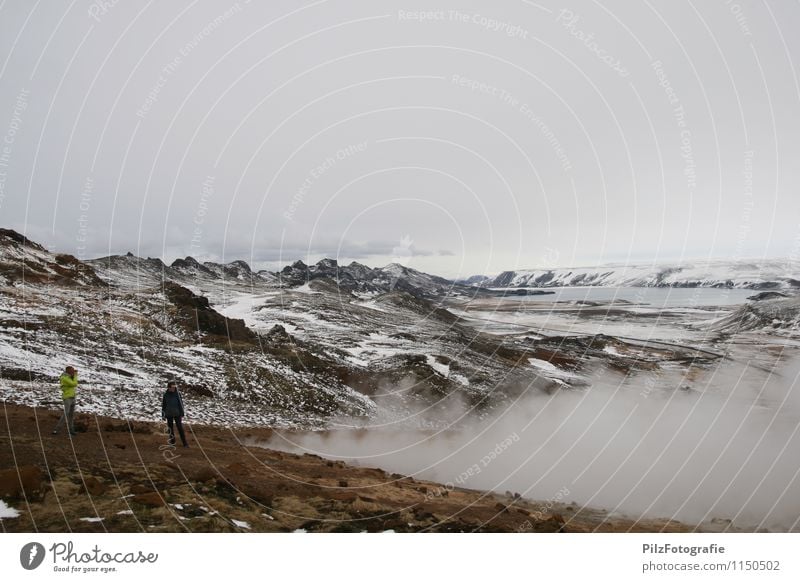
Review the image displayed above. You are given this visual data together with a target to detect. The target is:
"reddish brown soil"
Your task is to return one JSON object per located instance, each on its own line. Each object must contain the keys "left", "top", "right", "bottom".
{"left": 0, "top": 403, "right": 693, "bottom": 533}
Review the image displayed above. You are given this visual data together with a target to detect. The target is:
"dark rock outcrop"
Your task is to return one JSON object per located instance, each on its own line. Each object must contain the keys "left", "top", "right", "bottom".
{"left": 162, "top": 282, "right": 256, "bottom": 342}
{"left": 747, "top": 291, "right": 789, "bottom": 301}
{"left": 0, "top": 465, "right": 47, "bottom": 501}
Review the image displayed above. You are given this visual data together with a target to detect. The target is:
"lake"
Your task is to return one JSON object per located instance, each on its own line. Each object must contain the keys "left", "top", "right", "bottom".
{"left": 488, "top": 286, "right": 756, "bottom": 308}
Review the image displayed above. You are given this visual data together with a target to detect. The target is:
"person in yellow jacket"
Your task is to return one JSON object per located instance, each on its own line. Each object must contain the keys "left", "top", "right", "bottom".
{"left": 52, "top": 366, "right": 78, "bottom": 436}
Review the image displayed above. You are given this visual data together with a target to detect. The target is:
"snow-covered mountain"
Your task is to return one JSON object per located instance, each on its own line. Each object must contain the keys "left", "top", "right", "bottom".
{"left": 86, "top": 252, "right": 458, "bottom": 298}
{"left": 472, "top": 260, "right": 799, "bottom": 290}
{"left": 277, "top": 258, "right": 457, "bottom": 296}
{"left": 88, "top": 253, "right": 278, "bottom": 288}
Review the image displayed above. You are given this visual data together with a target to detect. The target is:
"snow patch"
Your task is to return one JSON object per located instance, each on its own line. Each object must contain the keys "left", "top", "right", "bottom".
{"left": 528, "top": 357, "right": 581, "bottom": 381}
{"left": 451, "top": 373, "right": 470, "bottom": 386}
{"left": 0, "top": 500, "right": 20, "bottom": 519}
{"left": 355, "top": 299, "right": 390, "bottom": 313}
{"left": 426, "top": 355, "right": 450, "bottom": 378}
{"left": 293, "top": 282, "right": 319, "bottom": 294}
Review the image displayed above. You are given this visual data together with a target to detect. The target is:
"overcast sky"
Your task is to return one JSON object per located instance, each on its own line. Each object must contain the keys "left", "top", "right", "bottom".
{"left": 1, "top": 0, "right": 799, "bottom": 277}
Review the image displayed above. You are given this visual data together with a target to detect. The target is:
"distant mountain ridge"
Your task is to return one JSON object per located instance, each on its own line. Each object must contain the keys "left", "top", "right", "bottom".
{"left": 4, "top": 228, "right": 796, "bottom": 292}
{"left": 465, "top": 260, "right": 799, "bottom": 290}
{"left": 0, "top": 227, "right": 466, "bottom": 298}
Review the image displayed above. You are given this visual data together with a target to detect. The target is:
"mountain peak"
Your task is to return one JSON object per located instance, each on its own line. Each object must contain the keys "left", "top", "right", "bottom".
{"left": 383, "top": 262, "right": 410, "bottom": 274}
{"left": 172, "top": 256, "right": 202, "bottom": 268}
{"left": 228, "top": 259, "right": 252, "bottom": 273}
{"left": 0, "top": 228, "right": 47, "bottom": 252}
{"left": 316, "top": 258, "right": 338, "bottom": 269}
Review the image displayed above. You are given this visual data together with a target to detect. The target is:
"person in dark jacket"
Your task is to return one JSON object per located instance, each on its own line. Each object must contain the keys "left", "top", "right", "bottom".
{"left": 161, "top": 381, "right": 188, "bottom": 447}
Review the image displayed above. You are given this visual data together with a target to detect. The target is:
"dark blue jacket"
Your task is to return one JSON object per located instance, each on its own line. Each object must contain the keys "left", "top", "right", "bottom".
{"left": 162, "top": 389, "right": 185, "bottom": 419}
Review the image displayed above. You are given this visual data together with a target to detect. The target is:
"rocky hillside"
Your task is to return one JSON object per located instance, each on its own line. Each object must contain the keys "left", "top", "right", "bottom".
{"left": 0, "top": 229, "right": 549, "bottom": 428}
{"left": 706, "top": 294, "right": 800, "bottom": 334}
{"left": 0, "top": 228, "right": 106, "bottom": 287}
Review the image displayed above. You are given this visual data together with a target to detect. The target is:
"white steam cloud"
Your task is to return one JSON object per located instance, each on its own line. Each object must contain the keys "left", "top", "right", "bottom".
{"left": 257, "top": 354, "right": 800, "bottom": 531}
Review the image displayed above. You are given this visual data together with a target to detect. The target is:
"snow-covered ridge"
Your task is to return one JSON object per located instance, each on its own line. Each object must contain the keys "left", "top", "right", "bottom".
{"left": 0, "top": 228, "right": 105, "bottom": 287}
{"left": 472, "top": 260, "right": 799, "bottom": 290}
{"left": 87, "top": 252, "right": 457, "bottom": 297}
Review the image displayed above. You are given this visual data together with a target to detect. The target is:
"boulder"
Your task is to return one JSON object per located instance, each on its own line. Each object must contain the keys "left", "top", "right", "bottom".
{"left": 189, "top": 467, "right": 217, "bottom": 483}
{"left": 132, "top": 492, "right": 165, "bottom": 507}
{"left": 0, "top": 465, "right": 47, "bottom": 501}
{"left": 79, "top": 476, "right": 108, "bottom": 496}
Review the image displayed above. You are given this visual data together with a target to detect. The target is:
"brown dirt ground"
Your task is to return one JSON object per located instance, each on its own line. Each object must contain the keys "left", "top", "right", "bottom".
{"left": 0, "top": 402, "right": 694, "bottom": 533}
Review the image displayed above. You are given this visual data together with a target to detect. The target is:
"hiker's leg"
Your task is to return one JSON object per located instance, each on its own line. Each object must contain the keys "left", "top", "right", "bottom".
{"left": 166, "top": 417, "right": 175, "bottom": 443}
{"left": 175, "top": 417, "right": 187, "bottom": 446}
{"left": 65, "top": 398, "right": 76, "bottom": 433}
{"left": 53, "top": 399, "right": 68, "bottom": 432}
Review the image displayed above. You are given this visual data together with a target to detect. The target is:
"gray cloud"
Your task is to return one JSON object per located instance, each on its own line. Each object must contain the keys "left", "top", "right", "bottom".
{"left": 1, "top": 0, "right": 799, "bottom": 279}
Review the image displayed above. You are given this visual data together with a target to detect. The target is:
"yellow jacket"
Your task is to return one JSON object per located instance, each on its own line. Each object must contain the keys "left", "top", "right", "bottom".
{"left": 59, "top": 373, "right": 77, "bottom": 399}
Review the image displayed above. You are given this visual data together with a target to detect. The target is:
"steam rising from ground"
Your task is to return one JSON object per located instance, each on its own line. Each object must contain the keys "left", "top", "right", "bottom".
{"left": 259, "top": 353, "right": 800, "bottom": 531}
